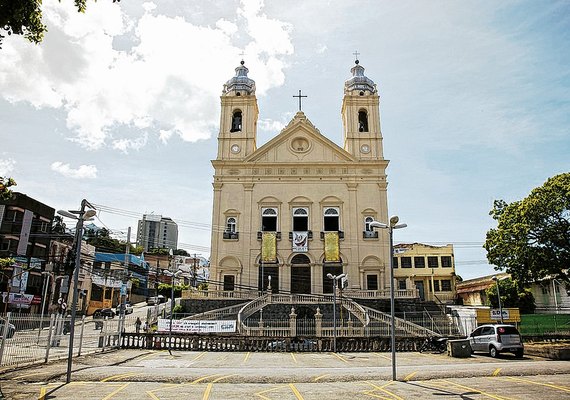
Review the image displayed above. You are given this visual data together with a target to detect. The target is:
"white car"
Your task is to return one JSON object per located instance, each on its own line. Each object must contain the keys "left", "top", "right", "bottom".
{"left": 115, "top": 303, "right": 134, "bottom": 315}
{"left": 469, "top": 324, "right": 524, "bottom": 358}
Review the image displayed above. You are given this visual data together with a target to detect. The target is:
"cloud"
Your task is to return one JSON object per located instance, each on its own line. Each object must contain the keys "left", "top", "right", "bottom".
{"left": 0, "top": 158, "right": 16, "bottom": 176}
{"left": 51, "top": 162, "right": 98, "bottom": 179}
{"left": 258, "top": 118, "right": 286, "bottom": 134}
{"left": 0, "top": 0, "right": 294, "bottom": 151}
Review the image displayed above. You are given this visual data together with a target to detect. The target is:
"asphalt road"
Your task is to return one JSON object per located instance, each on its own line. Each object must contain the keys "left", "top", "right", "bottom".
{"left": 1, "top": 348, "right": 569, "bottom": 399}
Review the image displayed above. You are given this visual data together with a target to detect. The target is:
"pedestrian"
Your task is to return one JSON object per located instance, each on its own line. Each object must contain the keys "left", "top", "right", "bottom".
{"left": 143, "top": 321, "right": 148, "bottom": 333}
{"left": 135, "top": 317, "right": 142, "bottom": 333}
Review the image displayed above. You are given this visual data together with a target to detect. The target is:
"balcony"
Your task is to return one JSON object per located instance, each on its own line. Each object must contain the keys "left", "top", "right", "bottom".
{"left": 320, "top": 231, "right": 344, "bottom": 240}
{"left": 257, "top": 231, "right": 282, "bottom": 240}
{"left": 288, "top": 231, "right": 313, "bottom": 240}
{"left": 362, "top": 230, "right": 379, "bottom": 239}
{"left": 223, "top": 231, "right": 239, "bottom": 240}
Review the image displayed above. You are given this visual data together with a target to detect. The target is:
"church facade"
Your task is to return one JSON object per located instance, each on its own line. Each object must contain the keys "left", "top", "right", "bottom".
{"left": 209, "top": 59, "right": 399, "bottom": 297}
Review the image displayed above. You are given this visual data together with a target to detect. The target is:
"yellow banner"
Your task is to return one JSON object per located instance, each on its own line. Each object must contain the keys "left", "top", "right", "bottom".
{"left": 261, "top": 232, "right": 277, "bottom": 262}
{"left": 324, "top": 232, "right": 340, "bottom": 262}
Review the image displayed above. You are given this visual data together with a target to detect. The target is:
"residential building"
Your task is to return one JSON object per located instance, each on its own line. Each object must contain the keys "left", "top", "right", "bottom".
{"left": 136, "top": 214, "right": 178, "bottom": 252}
{"left": 392, "top": 243, "right": 457, "bottom": 303}
{"left": 209, "top": 59, "right": 400, "bottom": 297}
{"left": 0, "top": 192, "right": 54, "bottom": 312}
{"left": 456, "top": 273, "right": 510, "bottom": 306}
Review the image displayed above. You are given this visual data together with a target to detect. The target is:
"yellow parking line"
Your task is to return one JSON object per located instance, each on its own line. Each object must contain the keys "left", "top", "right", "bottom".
{"left": 212, "top": 374, "right": 236, "bottom": 383}
{"left": 441, "top": 379, "right": 513, "bottom": 400}
{"left": 289, "top": 383, "right": 305, "bottom": 400}
{"left": 102, "top": 383, "right": 130, "bottom": 400}
{"left": 243, "top": 352, "right": 251, "bottom": 363}
{"left": 101, "top": 372, "right": 140, "bottom": 382}
{"left": 403, "top": 371, "right": 417, "bottom": 382}
{"left": 503, "top": 376, "right": 570, "bottom": 393}
{"left": 376, "top": 353, "right": 391, "bottom": 361}
{"left": 314, "top": 374, "right": 330, "bottom": 382}
{"left": 192, "top": 351, "right": 207, "bottom": 362}
{"left": 191, "top": 374, "right": 222, "bottom": 384}
{"left": 364, "top": 381, "right": 402, "bottom": 400}
{"left": 38, "top": 387, "right": 47, "bottom": 400}
{"left": 291, "top": 353, "right": 298, "bottom": 363}
{"left": 332, "top": 352, "right": 349, "bottom": 363}
{"left": 492, "top": 368, "right": 501, "bottom": 376}
{"left": 202, "top": 382, "right": 213, "bottom": 400}
{"left": 146, "top": 384, "right": 177, "bottom": 399}
{"left": 255, "top": 385, "right": 289, "bottom": 400}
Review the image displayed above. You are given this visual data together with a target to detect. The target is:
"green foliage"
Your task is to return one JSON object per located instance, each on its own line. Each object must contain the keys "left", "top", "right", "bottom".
{"left": 0, "top": 177, "right": 16, "bottom": 200}
{"left": 157, "top": 283, "right": 189, "bottom": 298}
{"left": 0, "top": 257, "right": 15, "bottom": 268}
{"left": 519, "top": 313, "right": 570, "bottom": 336}
{"left": 486, "top": 278, "right": 535, "bottom": 314}
{"left": 484, "top": 173, "right": 570, "bottom": 285}
{"left": 130, "top": 277, "right": 140, "bottom": 289}
{"left": 172, "top": 304, "right": 184, "bottom": 314}
{"left": 0, "top": 0, "right": 120, "bottom": 48}
{"left": 148, "top": 248, "right": 170, "bottom": 255}
{"left": 85, "top": 227, "right": 138, "bottom": 254}
{"left": 173, "top": 249, "right": 189, "bottom": 256}
{"left": 197, "top": 282, "right": 209, "bottom": 291}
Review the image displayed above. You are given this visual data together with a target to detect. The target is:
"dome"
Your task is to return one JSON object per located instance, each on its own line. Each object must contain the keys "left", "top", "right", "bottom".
{"left": 223, "top": 61, "right": 256, "bottom": 95}
{"left": 344, "top": 60, "right": 377, "bottom": 94}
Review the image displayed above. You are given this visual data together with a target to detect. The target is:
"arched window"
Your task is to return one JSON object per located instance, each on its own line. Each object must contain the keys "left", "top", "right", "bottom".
{"left": 323, "top": 207, "right": 340, "bottom": 231}
{"left": 291, "top": 254, "right": 311, "bottom": 265}
{"left": 358, "top": 110, "right": 368, "bottom": 132}
{"left": 364, "top": 216, "right": 374, "bottom": 232}
{"left": 230, "top": 110, "right": 242, "bottom": 132}
{"left": 261, "top": 207, "right": 278, "bottom": 231}
{"left": 226, "top": 217, "right": 237, "bottom": 233}
{"left": 292, "top": 207, "right": 309, "bottom": 231}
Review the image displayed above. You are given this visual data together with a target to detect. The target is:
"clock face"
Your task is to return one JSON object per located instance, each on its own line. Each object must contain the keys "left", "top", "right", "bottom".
{"left": 231, "top": 144, "right": 241, "bottom": 153}
{"left": 360, "top": 144, "right": 370, "bottom": 154}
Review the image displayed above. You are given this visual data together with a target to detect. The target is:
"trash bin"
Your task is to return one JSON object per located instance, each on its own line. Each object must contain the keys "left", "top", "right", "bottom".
{"left": 447, "top": 339, "right": 471, "bottom": 358}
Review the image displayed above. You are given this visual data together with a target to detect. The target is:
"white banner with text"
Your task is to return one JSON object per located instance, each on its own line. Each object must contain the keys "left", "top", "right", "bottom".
{"left": 157, "top": 319, "right": 237, "bottom": 334}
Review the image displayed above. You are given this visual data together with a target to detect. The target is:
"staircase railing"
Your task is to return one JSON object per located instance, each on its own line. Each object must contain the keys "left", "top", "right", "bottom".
{"left": 183, "top": 302, "right": 248, "bottom": 320}
{"left": 363, "top": 305, "right": 439, "bottom": 337}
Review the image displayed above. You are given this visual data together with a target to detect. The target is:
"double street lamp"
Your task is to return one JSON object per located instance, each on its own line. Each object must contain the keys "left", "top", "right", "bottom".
{"left": 326, "top": 272, "right": 346, "bottom": 353}
{"left": 57, "top": 199, "right": 96, "bottom": 384}
{"left": 164, "top": 268, "right": 183, "bottom": 355}
{"left": 370, "top": 216, "right": 407, "bottom": 381}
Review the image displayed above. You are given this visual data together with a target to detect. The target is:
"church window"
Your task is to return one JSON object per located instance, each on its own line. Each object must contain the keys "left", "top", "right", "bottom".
{"left": 230, "top": 110, "right": 242, "bottom": 132}
{"left": 364, "top": 216, "right": 374, "bottom": 232}
{"left": 358, "top": 110, "right": 369, "bottom": 132}
{"left": 261, "top": 208, "right": 278, "bottom": 231}
{"left": 323, "top": 207, "right": 340, "bottom": 231}
{"left": 398, "top": 279, "right": 407, "bottom": 290}
{"left": 226, "top": 217, "right": 237, "bottom": 233}
{"left": 366, "top": 274, "right": 378, "bottom": 290}
{"left": 292, "top": 208, "right": 309, "bottom": 231}
{"left": 401, "top": 257, "right": 412, "bottom": 268}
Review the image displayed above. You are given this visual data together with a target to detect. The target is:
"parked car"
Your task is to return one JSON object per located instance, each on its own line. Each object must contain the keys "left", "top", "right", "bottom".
{"left": 0, "top": 321, "right": 16, "bottom": 338}
{"left": 92, "top": 308, "right": 115, "bottom": 330}
{"left": 146, "top": 295, "right": 166, "bottom": 306}
{"left": 115, "top": 303, "right": 134, "bottom": 315}
{"left": 469, "top": 324, "right": 524, "bottom": 358}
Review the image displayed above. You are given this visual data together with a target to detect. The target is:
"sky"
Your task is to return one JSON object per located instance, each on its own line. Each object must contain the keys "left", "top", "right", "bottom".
{"left": 0, "top": 0, "right": 568, "bottom": 280}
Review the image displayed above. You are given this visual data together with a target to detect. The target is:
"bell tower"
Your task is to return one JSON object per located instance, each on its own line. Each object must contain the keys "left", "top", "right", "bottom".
{"left": 217, "top": 60, "right": 259, "bottom": 160}
{"left": 341, "top": 59, "right": 384, "bottom": 160}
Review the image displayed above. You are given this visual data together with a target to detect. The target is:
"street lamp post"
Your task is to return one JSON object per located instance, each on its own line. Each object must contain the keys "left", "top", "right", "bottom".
{"left": 37, "top": 271, "right": 52, "bottom": 343}
{"left": 370, "top": 216, "right": 407, "bottom": 381}
{"left": 326, "top": 272, "right": 346, "bottom": 353}
{"left": 164, "top": 269, "right": 183, "bottom": 356}
{"left": 57, "top": 199, "right": 96, "bottom": 384}
{"left": 492, "top": 276, "right": 504, "bottom": 323}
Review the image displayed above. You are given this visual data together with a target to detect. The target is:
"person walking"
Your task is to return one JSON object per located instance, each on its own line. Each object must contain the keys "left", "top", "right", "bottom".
{"left": 135, "top": 317, "right": 142, "bottom": 333}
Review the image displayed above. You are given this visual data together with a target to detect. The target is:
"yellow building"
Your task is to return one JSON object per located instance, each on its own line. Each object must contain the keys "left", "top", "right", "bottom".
{"left": 209, "top": 59, "right": 414, "bottom": 298}
{"left": 392, "top": 243, "right": 457, "bottom": 303}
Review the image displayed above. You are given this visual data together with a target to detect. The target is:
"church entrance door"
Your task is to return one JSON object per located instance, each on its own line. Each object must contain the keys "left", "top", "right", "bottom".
{"left": 291, "top": 266, "right": 311, "bottom": 294}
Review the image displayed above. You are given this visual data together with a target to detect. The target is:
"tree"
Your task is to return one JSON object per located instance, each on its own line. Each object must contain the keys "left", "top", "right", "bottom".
{"left": 0, "top": 0, "right": 119, "bottom": 49}
{"left": 0, "top": 177, "right": 16, "bottom": 200}
{"left": 173, "top": 249, "right": 189, "bottom": 256}
{"left": 486, "top": 278, "right": 535, "bottom": 314}
{"left": 484, "top": 173, "right": 570, "bottom": 286}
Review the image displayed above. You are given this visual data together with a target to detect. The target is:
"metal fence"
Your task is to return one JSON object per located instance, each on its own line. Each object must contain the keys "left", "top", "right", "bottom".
{"left": 0, "top": 312, "right": 141, "bottom": 369}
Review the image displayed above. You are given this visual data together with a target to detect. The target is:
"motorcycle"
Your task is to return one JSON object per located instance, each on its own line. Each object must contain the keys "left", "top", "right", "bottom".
{"left": 419, "top": 336, "right": 448, "bottom": 353}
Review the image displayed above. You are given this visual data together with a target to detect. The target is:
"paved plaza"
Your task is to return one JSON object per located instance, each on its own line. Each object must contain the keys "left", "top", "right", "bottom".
{"left": 1, "top": 348, "right": 569, "bottom": 399}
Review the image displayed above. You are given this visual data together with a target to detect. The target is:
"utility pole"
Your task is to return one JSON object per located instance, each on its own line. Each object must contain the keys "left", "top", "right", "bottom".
{"left": 119, "top": 227, "right": 131, "bottom": 338}
{"left": 191, "top": 254, "right": 198, "bottom": 287}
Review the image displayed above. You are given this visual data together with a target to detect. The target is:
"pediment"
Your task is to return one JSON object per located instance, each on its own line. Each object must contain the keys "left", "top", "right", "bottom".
{"left": 245, "top": 112, "right": 356, "bottom": 164}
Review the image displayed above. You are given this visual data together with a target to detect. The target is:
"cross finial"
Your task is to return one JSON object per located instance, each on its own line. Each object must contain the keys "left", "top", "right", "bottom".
{"left": 293, "top": 89, "right": 308, "bottom": 111}
{"left": 353, "top": 50, "right": 360, "bottom": 62}
{"left": 239, "top": 51, "right": 246, "bottom": 64}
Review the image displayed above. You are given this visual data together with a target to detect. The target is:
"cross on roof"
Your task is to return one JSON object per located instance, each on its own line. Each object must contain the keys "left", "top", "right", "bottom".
{"left": 353, "top": 50, "right": 360, "bottom": 61}
{"left": 293, "top": 90, "right": 308, "bottom": 111}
